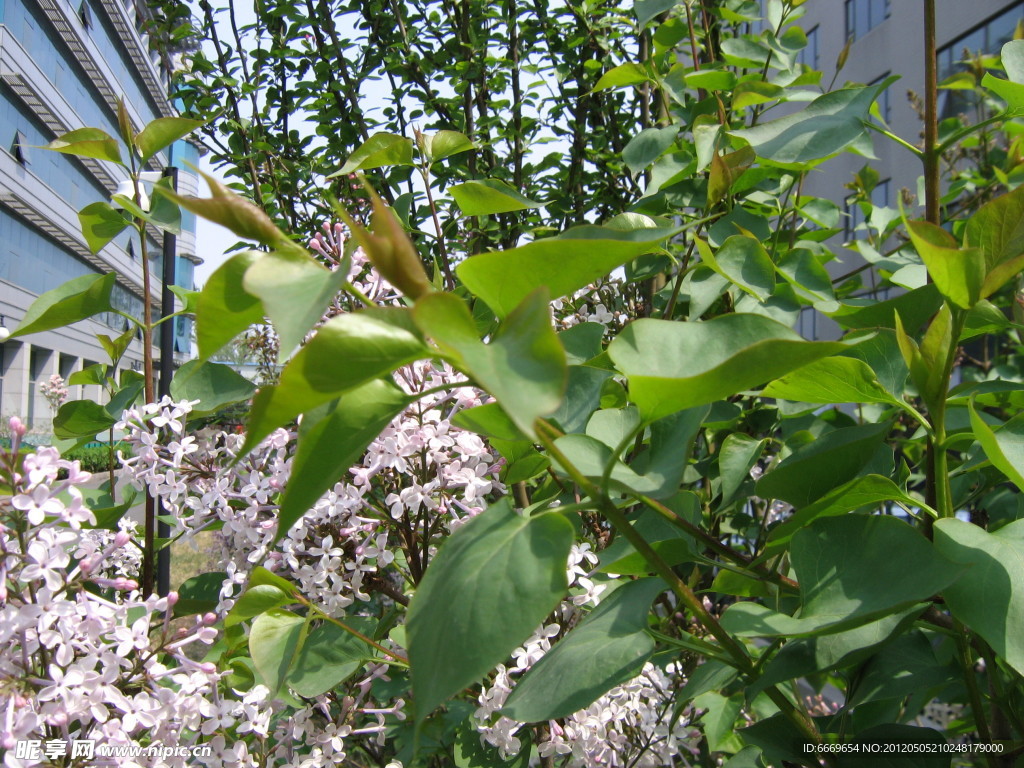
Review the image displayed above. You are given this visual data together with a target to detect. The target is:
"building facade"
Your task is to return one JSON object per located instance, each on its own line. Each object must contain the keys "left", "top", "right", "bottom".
{"left": 0, "top": 0, "right": 199, "bottom": 430}
{"left": 791, "top": 0, "right": 1023, "bottom": 340}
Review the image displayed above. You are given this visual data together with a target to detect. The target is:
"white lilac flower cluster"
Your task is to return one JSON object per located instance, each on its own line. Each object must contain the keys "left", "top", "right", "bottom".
{"left": 1, "top": 418, "right": 413, "bottom": 768}
{"left": 473, "top": 545, "right": 699, "bottom": 767}
{"left": 0, "top": 418, "right": 221, "bottom": 768}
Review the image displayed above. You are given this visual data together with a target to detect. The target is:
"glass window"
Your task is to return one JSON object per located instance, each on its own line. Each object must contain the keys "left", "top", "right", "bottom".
{"left": 10, "top": 130, "right": 28, "bottom": 164}
{"left": 798, "top": 26, "right": 819, "bottom": 70}
{"left": 845, "top": 0, "right": 889, "bottom": 41}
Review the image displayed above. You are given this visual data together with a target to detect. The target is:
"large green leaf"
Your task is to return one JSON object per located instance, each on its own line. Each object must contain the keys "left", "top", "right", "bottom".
{"left": 592, "top": 62, "right": 650, "bottom": 91}
{"left": 242, "top": 249, "right": 349, "bottom": 360}
{"left": 244, "top": 308, "right": 426, "bottom": 452}
{"left": 414, "top": 290, "right": 565, "bottom": 437}
{"left": 755, "top": 422, "right": 890, "bottom": 507}
{"left": 406, "top": 501, "right": 573, "bottom": 718}
{"left": 425, "top": 130, "right": 476, "bottom": 163}
{"left": 608, "top": 314, "right": 848, "bottom": 421}
{"left": 502, "top": 578, "right": 664, "bottom": 722}
{"left": 763, "top": 357, "right": 902, "bottom": 407}
{"left": 276, "top": 379, "right": 411, "bottom": 542}
{"left": 964, "top": 183, "right": 1024, "bottom": 298}
{"left": 457, "top": 225, "right": 678, "bottom": 317}
{"left": 828, "top": 284, "right": 942, "bottom": 332}
{"left": 905, "top": 219, "right": 985, "bottom": 308}
{"left": 52, "top": 399, "right": 117, "bottom": 439}
{"left": 697, "top": 235, "right": 775, "bottom": 301}
{"left": 45, "top": 127, "right": 122, "bottom": 164}
{"left": 549, "top": 366, "right": 612, "bottom": 434}
{"left": 135, "top": 116, "right": 205, "bottom": 164}
{"left": 196, "top": 251, "right": 265, "bottom": 360}
{"left": 288, "top": 617, "right": 377, "bottom": 697}
{"left": 78, "top": 202, "right": 130, "bottom": 254}
{"left": 226, "top": 585, "right": 294, "bottom": 627}
{"left": 249, "top": 608, "right": 305, "bottom": 696}
{"left": 450, "top": 179, "right": 541, "bottom": 216}
{"left": 763, "top": 474, "right": 925, "bottom": 553}
{"left": 934, "top": 518, "right": 1024, "bottom": 676}
{"left": 847, "top": 630, "right": 960, "bottom": 707}
{"left": 337, "top": 132, "right": 414, "bottom": 174}
{"left": 12, "top": 272, "right": 116, "bottom": 337}
{"left": 169, "top": 359, "right": 256, "bottom": 416}
{"left": 728, "top": 79, "right": 895, "bottom": 166}
{"left": 722, "top": 515, "right": 960, "bottom": 637}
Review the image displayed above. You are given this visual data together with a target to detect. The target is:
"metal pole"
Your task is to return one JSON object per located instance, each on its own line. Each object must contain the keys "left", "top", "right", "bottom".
{"left": 157, "top": 166, "right": 177, "bottom": 597}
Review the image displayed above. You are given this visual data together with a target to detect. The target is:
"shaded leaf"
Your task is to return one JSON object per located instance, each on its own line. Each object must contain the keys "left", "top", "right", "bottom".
{"left": 337, "top": 132, "right": 414, "bottom": 174}
{"left": 78, "top": 202, "right": 130, "bottom": 254}
{"left": 407, "top": 501, "right": 573, "bottom": 718}
{"left": 169, "top": 359, "right": 256, "bottom": 416}
{"left": 196, "top": 251, "right": 264, "bottom": 360}
{"left": 450, "top": 179, "right": 541, "bottom": 216}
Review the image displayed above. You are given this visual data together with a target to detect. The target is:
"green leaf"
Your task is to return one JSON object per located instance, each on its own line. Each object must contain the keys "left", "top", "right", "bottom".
{"left": 169, "top": 359, "right": 256, "bottom": 416}
{"left": 608, "top": 314, "right": 849, "bottom": 421}
{"left": 68, "top": 363, "right": 106, "bottom": 387}
{"left": 722, "top": 514, "right": 959, "bottom": 637}
{"left": 168, "top": 284, "right": 199, "bottom": 315}
{"left": 764, "top": 475, "right": 926, "bottom": 553}
{"left": 719, "top": 434, "right": 766, "bottom": 506}
{"left": 450, "top": 179, "right": 541, "bottom": 216}
{"left": 45, "top": 127, "right": 122, "bottom": 164}
{"left": 52, "top": 400, "right": 117, "bottom": 439}
{"left": 982, "top": 70, "right": 1024, "bottom": 111}
{"left": 337, "top": 132, "right": 414, "bottom": 174}
{"left": 458, "top": 224, "right": 678, "bottom": 318}
{"left": 288, "top": 617, "right": 378, "bottom": 697}
{"left": 969, "top": 401, "right": 1024, "bottom": 491}
{"left": 559, "top": 322, "right": 606, "bottom": 365}
{"left": 276, "top": 379, "right": 411, "bottom": 542}
{"left": 426, "top": 130, "right": 476, "bottom": 162}
{"left": 964, "top": 183, "right": 1024, "bottom": 297}
{"left": 592, "top": 62, "right": 650, "bottom": 91}
{"left": 249, "top": 566, "right": 299, "bottom": 595}
{"left": 728, "top": 79, "right": 897, "bottom": 166}
{"left": 848, "top": 630, "right": 959, "bottom": 706}
{"left": 622, "top": 126, "right": 678, "bottom": 175}
{"left": 829, "top": 284, "right": 943, "bottom": 332}
{"left": 414, "top": 291, "right": 566, "bottom": 438}
{"left": 503, "top": 579, "right": 664, "bottom": 721}
{"left": 634, "top": 0, "right": 675, "bottom": 27}
{"left": 696, "top": 235, "right": 774, "bottom": 301}
{"left": 693, "top": 691, "right": 744, "bottom": 753}
{"left": 452, "top": 402, "right": 528, "bottom": 442}
{"left": 196, "top": 251, "right": 265, "bottom": 360}
{"left": 173, "top": 571, "right": 226, "bottom": 616}
{"left": 135, "top": 117, "right": 205, "bottom": 164}
{"left": 406, "top": 500, "right": 573, "bottom": 718}
{"left": 755, "top": 422, "right": 891, "bottom": 507}
{"left": 105, "top": 377, "right": 144, "bottom": 418}
{"left": 244, "top": 308, "right": 426, "bottom": 452}
{"left": 549, "top": 366, "right": 612, "bottom": 434}
{"left": 685, "top": 69, "right": 738, "bottom": 92}
{"left": 148, "top": 176, "right": 182, "bottom": 235}
{"left": 226, "top": 585, "right": 293, "bottom": 627}
{"left": 763, "top": 357, "right": 902, "bottom": 406}
{"left": 935, "top": 517, "right": 1024, "bottom": 676}
{"left": 242, "top": 249, "right": 349, "bottom": 360}
{"left": 249, "top": 608, "right": 305, "bottom": 696}
{"left": 905, "top": 219, "right": 984, "bottom": 308}
{"left": 163, "top": 170, "right": 289, "bottom": 248}
{"left": 12, "top": 272, "right": 116, "bottom": 337}
{"left": 78, "top": 202, "right": 130, "bottom": 254}
{"left": 598, "top": 496, "right": 699, "bottom": 575}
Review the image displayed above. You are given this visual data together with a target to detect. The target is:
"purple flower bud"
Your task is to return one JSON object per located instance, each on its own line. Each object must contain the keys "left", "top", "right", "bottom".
{"left": 8, "top": 417, "right": 25, "bottom": 437}
{"left": 202, "top": 612, "right": 218, "bottom": 626}
{"left": 113, "top": 531, "right": 131, "bottom": 548}
{"left": 166, "top": 591, "right": 179, "bottom": 606}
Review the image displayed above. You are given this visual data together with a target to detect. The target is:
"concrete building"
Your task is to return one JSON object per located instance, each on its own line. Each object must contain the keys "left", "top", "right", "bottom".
{"left": 789, "top": 0, "right": 1023, "bottom": 339}
{"left": 0, "top": 0, "right": 199, "bottom": 430}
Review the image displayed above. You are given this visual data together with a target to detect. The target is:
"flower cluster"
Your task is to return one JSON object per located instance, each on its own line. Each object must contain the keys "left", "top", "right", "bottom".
{"left": 39, "top": 375, "right": 68, "bottom": 415}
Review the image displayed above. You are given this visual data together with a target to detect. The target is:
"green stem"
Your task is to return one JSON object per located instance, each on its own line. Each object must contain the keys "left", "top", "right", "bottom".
{"left": 864, "top": 121, "right": 924, "bottom": 158}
